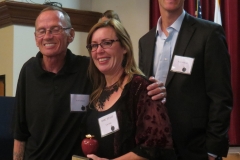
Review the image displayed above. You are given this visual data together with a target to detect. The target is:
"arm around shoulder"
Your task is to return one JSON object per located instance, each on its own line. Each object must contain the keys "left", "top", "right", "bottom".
{"left": 132, "top": 76, "right": 176, "bottom": 159}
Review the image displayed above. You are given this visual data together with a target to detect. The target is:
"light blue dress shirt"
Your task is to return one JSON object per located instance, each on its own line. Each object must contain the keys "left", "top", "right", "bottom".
{"left": 153, "top": 10, "right": 185, "bottom": 84}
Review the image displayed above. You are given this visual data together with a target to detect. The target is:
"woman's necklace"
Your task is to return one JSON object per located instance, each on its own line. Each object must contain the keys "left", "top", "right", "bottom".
{"left": 97, "top": 81, "right": 119, "bottom": 110}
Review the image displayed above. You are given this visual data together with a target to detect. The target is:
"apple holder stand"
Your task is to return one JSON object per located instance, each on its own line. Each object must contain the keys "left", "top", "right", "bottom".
{"left": 72, "top": 155, "right": 89, "bottom": 160}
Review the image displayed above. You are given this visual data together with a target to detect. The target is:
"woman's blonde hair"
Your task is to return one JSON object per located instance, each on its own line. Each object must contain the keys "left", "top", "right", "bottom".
{"left": 102, "top": 10, "right": 121, "bottom": 22}
{"left": 86, "top": 19, "right": 144, "bottom": 106}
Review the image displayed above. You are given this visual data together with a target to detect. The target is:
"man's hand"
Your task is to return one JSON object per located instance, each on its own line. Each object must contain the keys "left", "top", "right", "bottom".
{"left": 147, "top": 76, "right": 166, "bottom": 102}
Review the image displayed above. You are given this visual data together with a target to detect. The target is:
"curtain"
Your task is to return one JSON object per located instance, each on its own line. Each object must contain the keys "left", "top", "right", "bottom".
{"left": 149, "top": 0, "right": 240, "bottom": 145}
{"left": 150, "top": 0, "right": 160, "bottom": 29}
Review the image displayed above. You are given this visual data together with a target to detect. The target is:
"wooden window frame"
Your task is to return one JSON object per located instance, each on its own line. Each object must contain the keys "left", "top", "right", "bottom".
{"left": 0, "top": 75, "right": 5, "bottom": 96}
{"left": 0, "top": 1, "right": 102, "bottom": 32}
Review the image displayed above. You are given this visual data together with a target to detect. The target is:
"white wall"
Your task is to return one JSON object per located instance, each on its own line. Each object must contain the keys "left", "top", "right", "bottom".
{"left": 4, "top": 0, "right": 149, "bottom": 96}
{"left": 0, "top": 26, "right": 14, "bottom": 96}
{"left": 91, "top": 0, "right": 149, "bottom": 64}
{"left": 13, "top": 26, "right": 38, "bottom": 92}
{"left": 13, "top": 0, "right": 83, "bottom": 10}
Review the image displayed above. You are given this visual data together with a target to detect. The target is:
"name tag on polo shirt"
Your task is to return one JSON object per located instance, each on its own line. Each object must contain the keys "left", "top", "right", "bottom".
{"left": 70, "top": 94, "right": 89, "bottom": 112}
{"left": 98, "top": 111, "right": 119, "bottom": 137}
{"left": 170, "top": 55, "right": 194, "bottom": 74}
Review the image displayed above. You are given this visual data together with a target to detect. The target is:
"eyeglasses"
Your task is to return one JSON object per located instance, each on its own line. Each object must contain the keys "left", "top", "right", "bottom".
{"left": 86, "top": 39, "right": 119, "bottom": 52}
{"left": 35, "top": 26, "right": 71, "bottom": 38}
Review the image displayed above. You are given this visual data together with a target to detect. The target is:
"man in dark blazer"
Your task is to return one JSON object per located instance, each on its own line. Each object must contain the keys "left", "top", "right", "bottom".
{"left": 138, "top": 1, "right": 232, "bottom": 160}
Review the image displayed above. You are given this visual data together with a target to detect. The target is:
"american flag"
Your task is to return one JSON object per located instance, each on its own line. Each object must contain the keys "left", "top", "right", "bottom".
{"left": 214, "top": 0, "right": 222, "bottom": 25}
{"left": 195, "top": 0, "right": 202, "bottom": 18}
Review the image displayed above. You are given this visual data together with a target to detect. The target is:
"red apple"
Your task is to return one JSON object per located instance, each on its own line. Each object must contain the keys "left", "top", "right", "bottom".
{"left": 81, "top": 134, "right": 99, "bottom": 156}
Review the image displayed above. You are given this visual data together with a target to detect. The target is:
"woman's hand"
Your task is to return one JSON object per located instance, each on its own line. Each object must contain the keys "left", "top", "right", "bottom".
{"left": 87, "top": 154, "right": 109, "bottom": 160}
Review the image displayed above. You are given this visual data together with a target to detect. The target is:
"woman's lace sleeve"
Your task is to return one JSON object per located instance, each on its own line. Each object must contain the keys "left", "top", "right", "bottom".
{"left": 131, "top": 76, "right": 175, "bottom": 159}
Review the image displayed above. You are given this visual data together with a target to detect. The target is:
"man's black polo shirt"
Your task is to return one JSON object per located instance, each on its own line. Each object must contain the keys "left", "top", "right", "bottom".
{"left": 13, "top": 49, "right": 92, "bottom": 160}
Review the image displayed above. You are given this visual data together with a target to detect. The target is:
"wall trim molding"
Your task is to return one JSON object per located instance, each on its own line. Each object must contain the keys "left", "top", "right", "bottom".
{"left": 0, "top": 1, "right": 101, "bottom": 32}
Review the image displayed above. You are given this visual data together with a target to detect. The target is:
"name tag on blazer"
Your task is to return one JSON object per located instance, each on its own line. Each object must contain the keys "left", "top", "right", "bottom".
{"left": 170, "top": 55, "right": 194, "bottom": 75}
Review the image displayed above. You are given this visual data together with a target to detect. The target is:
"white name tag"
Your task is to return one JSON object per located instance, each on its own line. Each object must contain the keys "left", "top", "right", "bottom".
{"left": 170, "top": 55, "right": 194, "bottom": 74}
{"left": 98, "top": 111, "right": 119, "bottom": 137}
{"left": 70, "top": 94, "right": 89, "bottom": 112}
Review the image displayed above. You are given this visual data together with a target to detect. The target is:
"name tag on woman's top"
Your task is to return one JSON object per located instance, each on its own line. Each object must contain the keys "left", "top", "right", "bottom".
{"left": 98, "top": 111, "right": 119, "bottom": 137}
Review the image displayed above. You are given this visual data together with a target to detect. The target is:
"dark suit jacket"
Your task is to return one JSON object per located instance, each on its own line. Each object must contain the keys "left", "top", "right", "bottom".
{"left": 138, "top": 13, "right": 233, "bottom": 160}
